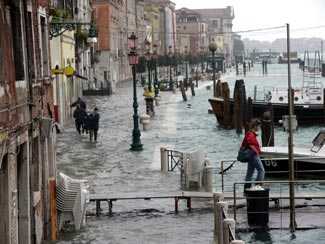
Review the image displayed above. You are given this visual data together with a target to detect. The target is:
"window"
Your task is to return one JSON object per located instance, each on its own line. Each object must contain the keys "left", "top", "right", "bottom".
{"left": 104, "top": 71, "right": 109, "bottom": 81}
{"left": 9, "top": 4, "right": 25, "bottom": 80}
{"left": 212, "top": 20, "right": 219, "bottom": 27}
{"left": 183, "top": 26, "right": 186, "bottom": 30}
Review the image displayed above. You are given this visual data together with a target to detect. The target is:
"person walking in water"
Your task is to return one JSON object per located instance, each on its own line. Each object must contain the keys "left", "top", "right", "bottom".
{"left": 88, "top": 107, "right": 100, "bottom": 142}
{"left": 71, "top": 97, "right": 87, "bottom": 111}
{"left": 73, "top": 104, "right": 84, "bottom": 134}
{"left": 241, "top": 119, "right": 265, "bottom": 191}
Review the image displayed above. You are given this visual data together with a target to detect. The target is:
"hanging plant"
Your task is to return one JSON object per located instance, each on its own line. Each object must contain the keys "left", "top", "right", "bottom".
{"left": 49, "top": 8, "right": 72, "bottom": 20}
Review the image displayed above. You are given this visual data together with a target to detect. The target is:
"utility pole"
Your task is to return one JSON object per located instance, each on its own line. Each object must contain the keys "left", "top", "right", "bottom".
{"left": 321, "top": 40, "right": 323, "bottom": 64}
{"left": 287, "top": 23, "right": 296, "bottom": 233}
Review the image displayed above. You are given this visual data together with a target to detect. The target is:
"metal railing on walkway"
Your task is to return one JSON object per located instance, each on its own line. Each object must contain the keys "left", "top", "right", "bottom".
{"left": 160, "top": 148, "right": 184, "bottom": 172}
{"left": 232, "top": 180, "right": 325, "bottom": 230}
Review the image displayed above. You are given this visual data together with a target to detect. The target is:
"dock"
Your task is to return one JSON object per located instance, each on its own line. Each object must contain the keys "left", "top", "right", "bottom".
{"left": 89, "top": 190, "right": 325, "bottom": 216}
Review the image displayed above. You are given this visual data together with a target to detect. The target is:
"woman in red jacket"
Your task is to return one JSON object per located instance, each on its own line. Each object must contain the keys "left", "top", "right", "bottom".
{"left": 241, "top": 119, "right": 265, "bottom": 190}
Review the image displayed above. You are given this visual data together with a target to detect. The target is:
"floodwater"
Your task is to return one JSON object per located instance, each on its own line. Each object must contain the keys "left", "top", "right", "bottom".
{"left": 56, "top": 64, "right": 325, "bottom": 244}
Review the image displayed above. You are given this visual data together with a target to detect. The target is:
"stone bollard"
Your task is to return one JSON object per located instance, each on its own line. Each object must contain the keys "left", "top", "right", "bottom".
{"left": 204, "top": 165, "right": 214, "bottom": 192}
{"left": 142, "top": 120, "right": 150, "bottom": 131}
{"left": 214, "top": 195, "right": 227, "bottom": 244}
{"left": 155, "top": 96, "right": 161, "bottom": 106}
{"left": 223, "top": 218, "right": 236, "bottom": 244}
{"left": 160, "top": 147, "right": 168, "bottom": 173}
{"left": 231, "top": 241, "right": 245, "bottom": 244}
{"left": 140, "top": 114, "right": 150, "bottom": 131}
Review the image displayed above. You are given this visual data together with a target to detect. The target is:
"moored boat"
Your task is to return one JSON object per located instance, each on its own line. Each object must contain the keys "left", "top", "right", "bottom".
{"left": 260, "top": 130, "right": 325, "bottom": 175}
{"left": 209, "top": 51, "right": 325, "bottom": 127}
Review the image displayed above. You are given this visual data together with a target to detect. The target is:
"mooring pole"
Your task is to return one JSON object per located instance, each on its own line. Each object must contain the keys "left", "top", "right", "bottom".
{"left": 287, "top": 23, "right": 296, "bottom": 233}
{"left": 321, "top": 40, "right": 324, "bottom": 64}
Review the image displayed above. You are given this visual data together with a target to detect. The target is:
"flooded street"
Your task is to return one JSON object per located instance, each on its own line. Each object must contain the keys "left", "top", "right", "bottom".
{"left": 57, "top": 64, "right": 325, "bottom": 243}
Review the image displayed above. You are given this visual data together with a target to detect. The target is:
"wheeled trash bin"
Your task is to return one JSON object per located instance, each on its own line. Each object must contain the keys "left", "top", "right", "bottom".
{"left": 245, "top": 188, "right": 269, "bottom": 227}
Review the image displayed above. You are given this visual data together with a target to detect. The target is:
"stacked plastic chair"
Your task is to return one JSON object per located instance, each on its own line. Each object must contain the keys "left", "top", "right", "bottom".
{"left": 56, "top": 172, "right": 89, "bottom": 231}
{"left": 183, "top": 150, "right": 206, "bottom": 189}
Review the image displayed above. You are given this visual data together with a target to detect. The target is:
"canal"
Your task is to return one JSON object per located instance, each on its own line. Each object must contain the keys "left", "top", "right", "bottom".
{"left": 57, "top": 63, "right": 325, "bottom": 243}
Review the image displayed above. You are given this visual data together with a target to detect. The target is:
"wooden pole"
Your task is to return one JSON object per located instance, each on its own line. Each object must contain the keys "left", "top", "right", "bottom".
{"left": 253, "top": 86, "right": 257, "bottom": 101}
{"left": 180, "top": 81, "right": 187, "bottom": 102}
{"left": 287, "top": 23, "right": 296, "bottom": 233}
{"left": 222, "top": 82, "right": 232, "bottom": 128}
{"left": 261, "top": 111, "right": 274, "bottom": 147}
{"left": 223, "top": 218, "right": 235, "bottom": 244}
{"left": 213, "top": 193, "right": 224, "bottom": 236}
{"left": 215, "top": 201, "right": 228, "bottom": 244}
{"left": 49, "top": 177, "right": 57, "bottom": 240}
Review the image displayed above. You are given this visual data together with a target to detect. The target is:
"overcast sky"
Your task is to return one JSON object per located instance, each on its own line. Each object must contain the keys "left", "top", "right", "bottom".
{"left": 174, "top": 0, "right": 325, "bottom": 40}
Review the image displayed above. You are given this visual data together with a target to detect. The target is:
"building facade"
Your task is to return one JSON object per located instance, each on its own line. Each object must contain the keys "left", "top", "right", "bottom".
{"left": 49, "top": 0, "right": 90, "bottom": 126}
{"left": 0, "top": 0, "right": 56, "bottom": 243}
{"left": 193, "top": 6, "right": 235, "bottom": 65}
{"left": 144, "top": 0, "right": 176, "bottom": 54}
{"left": 94, "top": 0, "right": 144, "bottom": 90}
{"left": 176, "top": 8, "right": 208, "bottom": 54}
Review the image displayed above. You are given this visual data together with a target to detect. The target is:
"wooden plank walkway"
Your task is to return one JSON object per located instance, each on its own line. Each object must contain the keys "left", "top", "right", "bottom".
{"left": 89, "top": 191, "right": 325, "bottom": 216}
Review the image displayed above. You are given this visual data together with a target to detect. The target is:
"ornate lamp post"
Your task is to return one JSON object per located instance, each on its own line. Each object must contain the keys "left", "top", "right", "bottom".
{"left": 209, "top": 39, "right": 217, "bottom": 97}
{"left": 153, "top": 44, "right": 159, "bottom": 97}
{"left": 144, "top": 39, "right": 152, "bottom": 92}
{"left": 168, "top": 45, "right": 174, "bottom": 91}
{"left": 184, "top": 45, "right": 189, "bottom": 89}
{"left": 128, "top": 32, "right": 143, "bottom": 151}
{"left": 174, "top": 49, "right": 179, "bottom": 78}
{"left": 200, "top": 46, "right": 205, "bottom": 74}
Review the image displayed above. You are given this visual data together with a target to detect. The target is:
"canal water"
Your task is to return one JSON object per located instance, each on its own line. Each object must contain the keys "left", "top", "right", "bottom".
{"left": 57, "top": 64, "right": 325, "bottom": 243}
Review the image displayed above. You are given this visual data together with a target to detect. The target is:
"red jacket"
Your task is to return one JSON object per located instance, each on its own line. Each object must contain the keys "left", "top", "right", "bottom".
{"left": 241, "top": 131, "right": 261, "bottom": 155}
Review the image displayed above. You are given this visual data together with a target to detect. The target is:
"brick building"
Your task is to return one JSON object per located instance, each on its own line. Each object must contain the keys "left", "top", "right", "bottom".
{"left": 0, "top": 0, "right": 56, "bottom": 243}
{"left": 93, "top": 0, "right": 145, "bottom": 89}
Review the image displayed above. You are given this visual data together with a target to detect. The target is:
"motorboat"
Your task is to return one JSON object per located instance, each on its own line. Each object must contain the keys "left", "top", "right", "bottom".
{"left": 261, "top": 130, "right": 325, "bottom": 174}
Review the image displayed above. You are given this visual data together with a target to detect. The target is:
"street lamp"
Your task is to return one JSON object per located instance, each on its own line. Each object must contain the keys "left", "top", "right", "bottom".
{"left": 144, "top": 39, "right": 152, "bottom": 92}
{"left": 168, "top": 45, "right": 174, "bottom": 91}
{"left": 209, "top": 39, "right": 217, "bottom": 97}
{"left": 152, "top": 44, "right": 159, "bottom": 97}
{"left": 184, "top": 45, "right": 189, "bottom": 90}
{"left": 174, "top": 49, "right": 179, "bottom": 77}
{"left": 128, "top": 32, "right": 143, "bottom": 151}
{"left": 200, "top": 46, "right": 205, "bottom": 74}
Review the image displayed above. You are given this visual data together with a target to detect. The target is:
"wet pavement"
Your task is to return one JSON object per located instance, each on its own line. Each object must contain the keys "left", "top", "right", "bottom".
{"left": 57, "top": 64, "right": 325, "bottom": 243}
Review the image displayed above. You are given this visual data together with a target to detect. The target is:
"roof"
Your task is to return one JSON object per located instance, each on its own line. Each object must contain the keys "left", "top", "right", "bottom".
{"left": 143, "top": 0, "right": 176, "bottom": 8}
{"left": 175, "top": 7, "right": 200, "bottom": 16}
{"left": 193, "top": 7, "right": 234, "bottom": 19}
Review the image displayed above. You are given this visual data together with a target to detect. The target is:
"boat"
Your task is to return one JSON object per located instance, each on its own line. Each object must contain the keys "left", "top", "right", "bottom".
{"left": 209, "top": 51, "right": 325, "bottom": 126}
{"left": 261, "top": 130, "right": 325, "bottom": 174}
{"left": 278, "top": 51, "right": 301, "bottom": 64}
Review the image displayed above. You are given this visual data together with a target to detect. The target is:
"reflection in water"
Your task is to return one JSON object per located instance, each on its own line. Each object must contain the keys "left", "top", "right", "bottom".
{"left": 251, "top": 229, "right": 273, "bottom": 244}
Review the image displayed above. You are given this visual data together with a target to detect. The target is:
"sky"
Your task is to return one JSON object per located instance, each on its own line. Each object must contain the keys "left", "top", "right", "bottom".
{"left": 173, "top": 0, "right": 325, "bottom": 41}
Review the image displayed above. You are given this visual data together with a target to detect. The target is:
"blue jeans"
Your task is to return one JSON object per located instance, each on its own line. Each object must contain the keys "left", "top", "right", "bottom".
{"left": 245, "top": 151, "right": 265, "bottom": 189}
